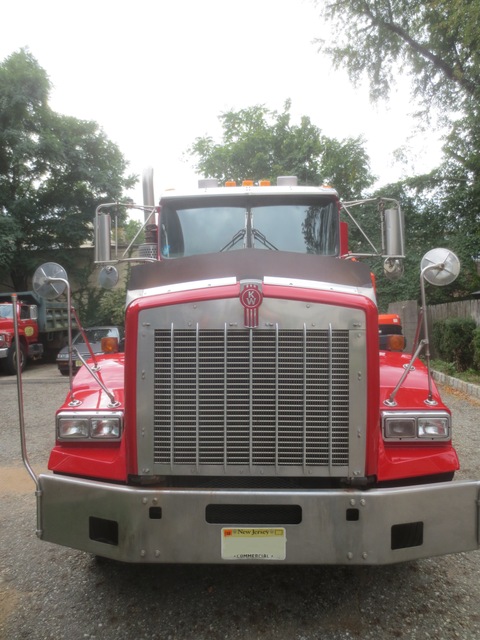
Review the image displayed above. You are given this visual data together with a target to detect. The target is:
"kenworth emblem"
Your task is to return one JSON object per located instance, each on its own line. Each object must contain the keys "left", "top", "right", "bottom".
{"left": 239, "top": 280, "right": 263, "bottom": 328}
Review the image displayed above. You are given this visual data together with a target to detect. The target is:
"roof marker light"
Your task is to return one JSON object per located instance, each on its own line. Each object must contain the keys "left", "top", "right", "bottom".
{"left": 242, "top": 180, "right": 254, "bottom": 187}
{"left": 225, "top": 180, "right": 236, "bottom": 187}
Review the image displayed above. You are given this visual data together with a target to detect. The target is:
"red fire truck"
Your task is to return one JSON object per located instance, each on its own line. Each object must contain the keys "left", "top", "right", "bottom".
{"left": 21, "top": 174, "right": 480, "bottom": 564}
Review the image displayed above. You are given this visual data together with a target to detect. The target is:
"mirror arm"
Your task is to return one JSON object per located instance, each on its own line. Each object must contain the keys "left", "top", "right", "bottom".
{"left": 385, "top": 260, "right": 449, "bottom": 407}
{"left": 384, "top": 339, "right": 428, "bottom": 406}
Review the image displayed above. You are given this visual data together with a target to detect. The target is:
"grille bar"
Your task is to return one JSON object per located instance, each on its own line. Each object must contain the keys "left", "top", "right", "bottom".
{"left": 152, "top": 325, "right": 351, "bottom": 476}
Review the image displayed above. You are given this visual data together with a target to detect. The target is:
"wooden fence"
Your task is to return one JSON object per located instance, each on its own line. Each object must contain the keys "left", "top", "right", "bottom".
{"left": 427, "top": 299, "right": 480, "bottom": 326}
{"left": 388, "top": 299, "right": 480, "bottom": 354}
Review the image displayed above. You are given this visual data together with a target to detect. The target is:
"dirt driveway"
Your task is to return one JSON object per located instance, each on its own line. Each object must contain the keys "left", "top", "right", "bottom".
{"left": 1, "top": 369, "right": 480, "bottom": 640}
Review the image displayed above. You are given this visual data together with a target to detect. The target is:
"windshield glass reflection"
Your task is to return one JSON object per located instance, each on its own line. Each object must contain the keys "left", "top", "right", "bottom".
{"left": 160, "top": 196, "right": 339, "bottom": 258}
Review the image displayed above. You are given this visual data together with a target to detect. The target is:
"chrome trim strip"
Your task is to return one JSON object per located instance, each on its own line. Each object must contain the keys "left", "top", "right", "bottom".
{"left": 328, "top": 322, "right": 333, "bottom": 475}
{"left": 127, "top": 276, "right": 237, "bottom": 305}
{"left": 263, "top": 276, "right": 376, "bottom": 302}
{"left": 128, "top": 274, "right": 376, "bottom": 307}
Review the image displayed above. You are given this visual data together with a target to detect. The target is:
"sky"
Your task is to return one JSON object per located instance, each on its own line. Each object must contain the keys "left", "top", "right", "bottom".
{"left": 2, "top": 0, "right": 443, "bottom": 212}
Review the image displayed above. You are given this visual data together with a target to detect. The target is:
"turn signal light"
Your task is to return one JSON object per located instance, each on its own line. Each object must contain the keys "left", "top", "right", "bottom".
{"left": 385, "top": 334, "right": 405, "bottom": 352}
{"left": 101, "top": 337, "right": 119, "bottom": 353}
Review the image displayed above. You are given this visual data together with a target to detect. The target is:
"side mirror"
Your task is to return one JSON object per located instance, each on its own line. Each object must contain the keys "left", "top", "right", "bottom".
{"left": 98, "top": 265, "right": 119, "bottom": 289}
{"left": 385, "top": 247, "right": 460, "bottom": 407}
{"left": 383, "top": 206, "right": 405, "bottom": 259}
{"left": 95, "top": 211, "right": 112, "bottom": 263}
{"left": 383, "top": 258, "right": 404, "bottom": 280}
{"left": 421, "top": 248, "right": 460, "bottom": 286}
{"left": 32, "top": 262, "right": 68, "bottom": 300}
{"left": 29, "top": 305, "right": 38, "bottom": 321}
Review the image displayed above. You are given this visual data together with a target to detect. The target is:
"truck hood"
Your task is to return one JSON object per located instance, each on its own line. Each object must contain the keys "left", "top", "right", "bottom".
{"left": 379, "top": 351, "right": 448, "bottom": 410}
{"left": 127, "top": 250, "right": 374, "bottom": 303}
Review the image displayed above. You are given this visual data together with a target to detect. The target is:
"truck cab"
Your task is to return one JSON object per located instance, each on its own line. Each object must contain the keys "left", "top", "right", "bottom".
{"left": 0, "top": 299, "right": 40, "bottom": 373}
{"left": 23, "top": 175, "right": 480, "bottom": 565}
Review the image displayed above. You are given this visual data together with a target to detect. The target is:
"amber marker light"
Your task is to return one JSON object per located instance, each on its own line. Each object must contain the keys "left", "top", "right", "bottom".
{"left": 101, "top": 337, "right": 119, "bottom": 353}
{"left": 386, "top": 335, "right": 406, "bottom": 352}
{"left": 225, "top": 180, "right": 236, "bottom": 187}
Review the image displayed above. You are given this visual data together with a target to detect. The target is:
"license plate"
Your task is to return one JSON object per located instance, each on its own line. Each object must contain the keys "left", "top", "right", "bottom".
{"left": 75, "top": 360, "right": 82, "bottom": 368}
{"left": 221, "top": 527, "right": 286, "bottom": 560}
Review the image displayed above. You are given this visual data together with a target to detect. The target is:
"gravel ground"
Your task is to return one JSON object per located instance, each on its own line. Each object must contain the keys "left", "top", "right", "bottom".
{"left": 1, "top": 363, "right": 480, "bottom": 640}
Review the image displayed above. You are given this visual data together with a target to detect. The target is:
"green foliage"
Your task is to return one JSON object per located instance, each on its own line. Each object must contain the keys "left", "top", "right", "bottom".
{"left": 315, "top": 0, "right": 480, "bottom": 113}
{"left": 473, "top": 328, "right": 480, "bottom": 370}
{"left": 67, "top": 260, "right": 127, "bottom": 327}
{"left": 0, "top": 49, "right": 137, "bottom": 291}
{"left": 188, "top": 100, "right": 375, "bottom": 199}
{"left": 314, "top": 1, "right": 480, "bottom": 305}
{"left": 430, "top": 358, "right": 480, "bottom": 383}
{"left": 432, "top": 318, "right": 477, "bottom": 371}
{"left": 97, "top": 287, "right": 126, "bottom": 326}
{"left": 121, "top": 219, "right": 144, "bottom": 245}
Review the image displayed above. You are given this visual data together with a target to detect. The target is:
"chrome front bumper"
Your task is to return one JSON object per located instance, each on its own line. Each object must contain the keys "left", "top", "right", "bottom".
{"left": 38, "top": 474, "right": 480, "bottom": 564}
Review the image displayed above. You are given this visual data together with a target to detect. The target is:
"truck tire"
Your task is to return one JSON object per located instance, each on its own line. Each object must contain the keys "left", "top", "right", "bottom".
{"left": 4, "top": 341, "right": 27, "bottom": 375}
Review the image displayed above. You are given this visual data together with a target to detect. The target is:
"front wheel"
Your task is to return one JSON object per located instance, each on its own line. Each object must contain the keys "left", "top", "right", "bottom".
{"left": 4, "top": 341, "right": 27, "bottom": 375}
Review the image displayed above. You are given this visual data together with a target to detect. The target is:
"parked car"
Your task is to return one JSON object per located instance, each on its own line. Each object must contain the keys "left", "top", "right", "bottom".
{"left": 56, "top": 326, "right": 124, "bottom": 376}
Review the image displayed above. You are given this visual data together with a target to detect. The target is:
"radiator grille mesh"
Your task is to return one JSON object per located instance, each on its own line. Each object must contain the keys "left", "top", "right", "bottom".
{"left": 152, "top": 327, "right": 351, "bottom": 474}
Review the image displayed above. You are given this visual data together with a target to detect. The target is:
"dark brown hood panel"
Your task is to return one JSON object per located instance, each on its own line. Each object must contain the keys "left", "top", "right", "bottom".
{"left": 129, "top": 250, "right": 373, "bottom": 292}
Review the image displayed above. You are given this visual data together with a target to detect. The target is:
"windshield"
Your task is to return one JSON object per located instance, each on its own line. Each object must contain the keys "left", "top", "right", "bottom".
{"left": 160, "top": 196, "right": 339, "bottom": 258}
{"left": 74, "top": 328, "right": 118, "bottom": 344}
{"left": 0, "top": 304, "right": 13, "bottom": 319}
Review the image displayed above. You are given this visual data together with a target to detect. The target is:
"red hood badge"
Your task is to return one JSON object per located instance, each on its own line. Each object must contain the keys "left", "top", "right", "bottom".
{"left": 240, "top": 281, "right": 263, "bottom": 328}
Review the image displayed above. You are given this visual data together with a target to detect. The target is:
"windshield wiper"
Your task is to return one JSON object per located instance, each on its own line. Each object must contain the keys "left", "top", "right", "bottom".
{"left": 220, "top": 229, "right": 246, "bottom": 252}
{"left": 252, "top": 228, "right": 278, "bottom": 250}
{"left": 219, "top": 228, "right": 278, "bottom": 252}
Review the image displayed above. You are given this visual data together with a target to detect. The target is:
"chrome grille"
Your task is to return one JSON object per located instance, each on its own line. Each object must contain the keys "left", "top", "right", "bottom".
{"left": 152, "top": 326, "right": 351, "bottom": 475}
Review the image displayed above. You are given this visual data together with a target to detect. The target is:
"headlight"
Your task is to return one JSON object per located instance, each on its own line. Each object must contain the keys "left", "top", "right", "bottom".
{"left": 0, "top": 335, "right": 6, "bottom": 347}
{"left": 417, "top": 416, "right": 450, "bottom": 439}
{"left": 91, "top": 417, "right": 122, "bottom": 438}
{"left": 384, "top": 417, "right": 416, "bottom": 439}
{"left": 57, "top": 417, "right": 90, "bottom": 439}
{"left": 382, "top": 411, "right": 451, "bottom": 442}
{"left": 57, "top": 411, "right": 123, "bottom": 440}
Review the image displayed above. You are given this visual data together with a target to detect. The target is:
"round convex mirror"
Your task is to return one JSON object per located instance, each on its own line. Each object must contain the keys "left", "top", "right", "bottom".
{"left": 98, "top": 265, "right": 119, "bottom": 289}
{"left": 421, "top": 248, "right": 460, "bottom": 286}
{"left": 32, "top": 263, "right": 68, "bottom": 300}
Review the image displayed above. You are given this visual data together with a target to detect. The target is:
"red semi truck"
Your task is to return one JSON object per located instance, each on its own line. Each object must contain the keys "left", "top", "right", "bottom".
{"left": 0, "top": 290, "right": 69, "bottom": 374}
{"left": 20, "top": 174, "right": 480, "bottom": 564}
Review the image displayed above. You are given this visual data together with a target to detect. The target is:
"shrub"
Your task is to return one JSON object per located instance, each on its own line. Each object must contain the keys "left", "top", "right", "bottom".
{"left": 473, "top": 328, "right": 480, "bottom": 371}
{"left": 432, "top": 318, "right": 476, "bottom": 372}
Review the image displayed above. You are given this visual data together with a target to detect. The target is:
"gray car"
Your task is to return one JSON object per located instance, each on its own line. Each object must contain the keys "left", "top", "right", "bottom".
{"left": 56, "top": 326, "right": 124, "bottom": 376}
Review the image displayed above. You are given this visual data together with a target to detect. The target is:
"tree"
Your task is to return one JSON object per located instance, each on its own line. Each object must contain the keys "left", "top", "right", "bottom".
{"left": 0, "top": 49, "right": 136, "bottom": 291}
{"left": 188, "top": 100, "right": 375, "bottom": 199}
{"left": 315, "top": 0, "right": 480, "bottom": 299}
{"left": 314, "top": 0, "right": 480, "bottom": 113}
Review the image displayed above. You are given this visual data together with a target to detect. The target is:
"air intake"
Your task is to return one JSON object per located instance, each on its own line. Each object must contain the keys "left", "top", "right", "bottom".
{"left": 138, "top": 244, "right": 158, "bottom": 259}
